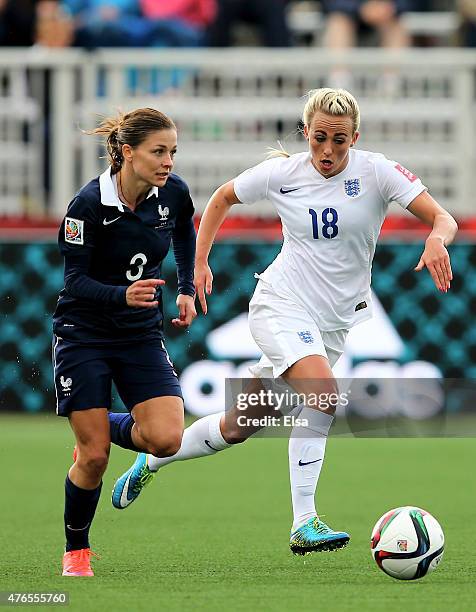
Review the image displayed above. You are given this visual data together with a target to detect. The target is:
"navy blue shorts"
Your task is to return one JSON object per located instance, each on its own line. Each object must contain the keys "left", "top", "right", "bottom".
{"left": 52, "top": 336, "right": 182, "bottom": 417}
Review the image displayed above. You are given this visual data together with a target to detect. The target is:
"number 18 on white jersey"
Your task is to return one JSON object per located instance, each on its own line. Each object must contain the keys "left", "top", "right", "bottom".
{"left": 234, "top": 149, "right": 426, "bottom": 332}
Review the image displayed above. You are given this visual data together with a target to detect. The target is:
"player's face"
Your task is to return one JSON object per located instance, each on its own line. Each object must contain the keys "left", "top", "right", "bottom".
{"left": 129, "top": 129, "right": 178, "bottom": 187}
{"left": 304, "top": 112, "right": 359, "bottom": 178}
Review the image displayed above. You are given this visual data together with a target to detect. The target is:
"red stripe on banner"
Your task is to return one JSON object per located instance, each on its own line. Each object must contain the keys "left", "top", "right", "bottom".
{"left": 2, "top": 215, "right": 476, "bottom": 241}
{"left": 216, "top": 216, "right": 476, "bottom": 241}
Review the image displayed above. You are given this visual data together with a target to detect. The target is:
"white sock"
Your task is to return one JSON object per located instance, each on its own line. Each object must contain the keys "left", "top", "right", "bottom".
{"left": 289, "top": 407, "right": 333, "bottom": 532}
{"left": 147, "top": 412, "right": 231, "bottom": 471}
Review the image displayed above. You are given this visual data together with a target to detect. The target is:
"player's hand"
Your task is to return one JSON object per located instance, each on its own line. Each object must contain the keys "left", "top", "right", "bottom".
{"left": 126, "top": 278, "right": 165, "bottom": 308}
{"left": 172, "top": 294, "right": 197, "bottom": 328}
{"left": 194, "top": 260, "right": 213, "bottom": 315}
{"left": 414, "top": 237, "right": 452, "bottom": 292}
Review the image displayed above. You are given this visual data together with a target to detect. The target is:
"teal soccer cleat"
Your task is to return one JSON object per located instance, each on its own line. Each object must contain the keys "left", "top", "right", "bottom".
{"left": 290, "top": 517, "right": 350, "bottom": 555}
{"left": 112, "top": 453, "right": 155, "bottom": 510}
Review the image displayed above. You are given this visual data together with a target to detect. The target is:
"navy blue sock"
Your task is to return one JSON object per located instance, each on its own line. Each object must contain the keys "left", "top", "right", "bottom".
{"left": 64, "top": 476, "right": 102, "bottom": 552}
{"left": 108, "top": 412, "right": 141, "bottom": 451}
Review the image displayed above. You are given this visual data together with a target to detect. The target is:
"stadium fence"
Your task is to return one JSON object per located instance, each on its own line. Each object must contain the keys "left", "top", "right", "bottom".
{"left": 0, "top": 48, "right": 474, "bottom": 218}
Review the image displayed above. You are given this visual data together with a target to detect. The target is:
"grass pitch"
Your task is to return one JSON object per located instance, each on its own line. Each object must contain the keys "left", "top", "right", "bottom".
{"left": 1, "top": 414, "right": 475, "bottom": 612}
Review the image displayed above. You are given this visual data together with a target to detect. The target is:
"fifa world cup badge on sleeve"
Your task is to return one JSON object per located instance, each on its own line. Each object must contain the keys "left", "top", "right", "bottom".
{"left": 394, "top": 164, "right": 418, "bottom": 183}
{"left": 65, "top": 218, "right": 84, "bottom": 245}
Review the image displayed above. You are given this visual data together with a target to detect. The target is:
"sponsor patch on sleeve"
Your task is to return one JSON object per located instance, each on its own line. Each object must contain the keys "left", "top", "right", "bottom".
{"left": 394, "top": 164, "right": 418, "bottom": 183}
{"left": 65, "top": 217, "right": 84, "bottom": 245}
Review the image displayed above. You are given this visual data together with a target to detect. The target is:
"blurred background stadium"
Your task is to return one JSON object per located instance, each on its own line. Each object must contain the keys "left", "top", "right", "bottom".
{"left": 1, "top": 0, "right": 475, "bottom": 422}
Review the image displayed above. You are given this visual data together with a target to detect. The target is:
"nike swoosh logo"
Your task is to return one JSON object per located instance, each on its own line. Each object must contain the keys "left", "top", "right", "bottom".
{"left": 103, "top": 216, "right": 121, "bottom": 226}
{"left": 204, "top": 439, "right": 219, "bottom": 452}
{"left": 119, "top": 472, "right": 134, "bottom": 507}
{"left": 298, "top": 458, "right": 322, "bottom": 466}
{"left": 280, "top": 187, "right": 301, "bottom": 194}
{"left": 66, "top": 522, "right": 90, "bottom": 531}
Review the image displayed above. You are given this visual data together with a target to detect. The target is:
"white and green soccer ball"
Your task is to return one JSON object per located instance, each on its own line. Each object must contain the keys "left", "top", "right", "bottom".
{"left": 370, "top": 506, "right": 444, "bottom": 580}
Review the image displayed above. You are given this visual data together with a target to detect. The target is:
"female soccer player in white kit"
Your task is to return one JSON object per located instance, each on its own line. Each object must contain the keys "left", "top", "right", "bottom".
{"left": 112, "top": 88, "right": 457, "bottom": 555}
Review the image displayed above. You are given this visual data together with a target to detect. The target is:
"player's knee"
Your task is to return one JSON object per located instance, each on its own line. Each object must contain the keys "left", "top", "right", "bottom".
{"left": 148, "top": 433, "right": 183, "bottom": 458}
{"left": 310, "top": 380, "right": 340, "bottom": 415}
{"left": 222, "top": 425, "right": 248, "bottom": 445}
{"left": 322, "top": 389, "right": 340, "bottom": 414}
{"left": 79, "top": 450, "right": 109, "bottom": 478}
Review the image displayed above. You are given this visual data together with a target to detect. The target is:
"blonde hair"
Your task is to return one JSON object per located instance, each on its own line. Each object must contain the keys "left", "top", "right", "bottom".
{"left": 303, "top": 88, "right": 360, "bottom": 133}
{"left": 87, "top": 108, "right": 176, "bottom": 173}
{"left": 267, "top": 87, "right": 360, "bottom": 159}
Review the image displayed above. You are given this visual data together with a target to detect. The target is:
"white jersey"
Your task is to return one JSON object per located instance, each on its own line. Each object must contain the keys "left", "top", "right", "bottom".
{"left": 234, "top": 149, "right": 426, "bottom": 331}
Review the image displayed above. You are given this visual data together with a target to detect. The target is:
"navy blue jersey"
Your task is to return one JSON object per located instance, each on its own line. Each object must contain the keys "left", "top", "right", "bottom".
{"left": 53, "top": 167, "right": 195, "bottom": 343}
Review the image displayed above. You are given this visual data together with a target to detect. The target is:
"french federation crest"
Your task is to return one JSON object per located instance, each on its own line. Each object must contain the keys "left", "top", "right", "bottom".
{"left": 158, "top": 204, "right": 169, "bottom": 220}
{"left": 344, "top": 178, "right": 361, "bottom": 198}
{"left": 297, "top": 331, "right": 314, "bottom": 344}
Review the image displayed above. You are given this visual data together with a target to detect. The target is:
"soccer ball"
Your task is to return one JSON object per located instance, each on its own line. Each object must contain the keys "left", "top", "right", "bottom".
{"left": 370, "top": 506, "right": 444, "bottom": 580}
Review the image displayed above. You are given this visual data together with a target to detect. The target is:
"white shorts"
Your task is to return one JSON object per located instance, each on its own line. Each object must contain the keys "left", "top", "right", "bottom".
{"left": 248, "top": 280, "right": 348, "bottom": 378}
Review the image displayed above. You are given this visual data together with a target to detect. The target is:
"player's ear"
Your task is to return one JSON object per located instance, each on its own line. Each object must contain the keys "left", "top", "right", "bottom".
{"left": 350, "top": 131, "right": 360, "bottom": 147}
{"left": 303, "top": 123, "right": 309, "bottom": 141}
{"left": 122, "top": 143, "right": 133, "bottom": 163}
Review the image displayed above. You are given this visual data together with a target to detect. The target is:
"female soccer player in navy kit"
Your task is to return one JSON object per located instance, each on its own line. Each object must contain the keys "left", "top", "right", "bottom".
{"left": 53, "top": 108, "right": 196, "bottom": 576}
{"left": 113, "top": 89, "right": 457, "bottom": 556}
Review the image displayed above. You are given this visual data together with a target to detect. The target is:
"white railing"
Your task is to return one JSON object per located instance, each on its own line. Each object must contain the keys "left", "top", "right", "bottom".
{"left": 0, "top": 48, "right": 475, "bottom": 218}
{"left": 0, "top": 65, "right": 42, "bottom": 215}
{"left": 0, "top": 49, "right": 84, "bottom": 217}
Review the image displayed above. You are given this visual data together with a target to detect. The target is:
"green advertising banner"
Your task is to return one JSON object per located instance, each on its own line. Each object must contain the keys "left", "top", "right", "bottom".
{"left": 1, "top": 240, "right": 475, "bottom": 416}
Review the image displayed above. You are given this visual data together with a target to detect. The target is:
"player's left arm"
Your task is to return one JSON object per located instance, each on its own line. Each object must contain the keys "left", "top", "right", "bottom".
{"left": 171, "top": 187, "right": 197, "bottom": 328}
{"left": 407, "top": 191, "right": 458, "bottom": 293}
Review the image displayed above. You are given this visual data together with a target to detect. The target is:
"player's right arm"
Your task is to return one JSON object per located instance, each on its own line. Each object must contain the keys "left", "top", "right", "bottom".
{"left": 194, "top": 157, "right": 277, "bottom": 314}
{"left": 194, "top": 180, "right": 241, "bottom": 314}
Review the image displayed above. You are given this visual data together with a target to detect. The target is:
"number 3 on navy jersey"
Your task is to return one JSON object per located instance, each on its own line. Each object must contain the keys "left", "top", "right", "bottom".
{"left": 126, "top": 252, "right": 147, "bottom": 281}
{"left": 309, "top": 208, "right": 339, "bottom": 239}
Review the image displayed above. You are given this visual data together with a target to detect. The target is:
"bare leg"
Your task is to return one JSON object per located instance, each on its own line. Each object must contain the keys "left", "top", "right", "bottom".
{"left": 378, "top": 18, "right": 410, "bottom": 48}
{"left": 323, "top": 13, "right": 357, "bottom": 48}
{"left": 64, "top": 408, "right": 110, "bottom": 558}
{"left": 69, "top": 408, "right": 110, "bottom": 489}
{"left": 131, "top": 396, "right": 184, "bottom": 457}
{"left": 322, "top": 13, "right": 357, "bottom": 89}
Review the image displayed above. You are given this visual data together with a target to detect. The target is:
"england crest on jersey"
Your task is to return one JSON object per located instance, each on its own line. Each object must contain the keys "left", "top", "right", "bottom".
{"left": 297, "top": 331, "right": 314, "bottom": 344}
{"left": 344, "top": 178, "right": 361, "bottom": 198}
